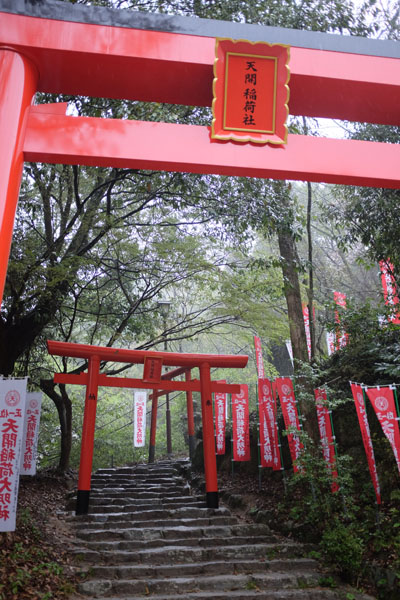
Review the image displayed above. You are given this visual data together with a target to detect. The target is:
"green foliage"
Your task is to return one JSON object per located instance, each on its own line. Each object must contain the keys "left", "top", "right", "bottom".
{"left": 79, "top": 0, "right": 379, "bottom": 38}
{"left": 317, "top": 575, "right": 337, "bottom": 588}
{"left": 319, "top": 299, "right": 400, "bottom": 388}
{"left": 325, "top": 124, "right": 400, "bottom": 277}
{"left": 321, "top": 519, "right": 365, "bottom": 578}
{"left": 245, "top": 579, "right": 259, "bottom": 591}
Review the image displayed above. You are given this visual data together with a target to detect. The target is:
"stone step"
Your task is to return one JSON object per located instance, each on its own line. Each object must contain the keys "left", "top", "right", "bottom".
{"left": 67, "top": 461, "right": 376, "bottom": 600}
{"left": 90, "top": 485, "right": 190, "bottom": 495}
{"left": 85, "top": 506, "right": 231, "bottom": 519}
{"left": 78, "top": 570, "right": 322, "bottom": 597}
{"left": 90, "top": 489, "right": 194, "bottom": 504}
{"left": 83, "top": 557, "right": 319, "bottom": 580}
{"left": 91, "top": 476, "right": 181, "bottom": 484}
{"left": 87, "top": 501, "right": 206, "bottom": 512}
{"left": 87, "top": 496, "right": 203, "bottom": 507}
{"left": 72, "top": 541, "right": 306, "bottom": 565}
{"left": 76, "top": 534, "right": 279, "bottom": 552}
{"left": 91, "top": 475, "right": 185, "bottom": 483}
{"left": 75, "top": 523, "right": 272, "bottom": 542}
{"left": 89, "top": 489, "right": 196, "bottom": 499}
{"left": 95, "top": 467, "right": 179, "bottom": 475}
{"left": 88, "top": 592, "right": 374, "bottom": 600}
{"left": 68, "top": 497, "right": 203, "bottom": 512}
{"left": 70, "top": 515, "right": 239, "bottom": 529}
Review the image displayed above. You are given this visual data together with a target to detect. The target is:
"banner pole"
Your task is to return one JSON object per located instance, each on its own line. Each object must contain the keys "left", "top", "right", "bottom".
{"left": 392, "top": 385, "right": 400, "bottom": 421}
{"left": 230, "top": 393, "right": 234, "bottom": 479}
{"left": 257, "top": 423, "right": 262, "bottom": 491}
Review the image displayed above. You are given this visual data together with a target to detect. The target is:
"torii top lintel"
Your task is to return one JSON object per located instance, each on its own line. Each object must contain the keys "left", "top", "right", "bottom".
{"left": 47, "top": 340, "right": 248, "bottom": 370}
{"left": 0, "top": 0, "right": 399, "bottom": 126}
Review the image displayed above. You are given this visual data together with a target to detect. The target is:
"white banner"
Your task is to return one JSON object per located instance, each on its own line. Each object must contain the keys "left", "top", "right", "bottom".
{"left": 20, "top": 392, "right": 42, "bottom": 476}
{"left": 133, "top": 391, "right": 147, "bottom": 447}
{"left": 285, "top": 340, "right": 294, "bottom": 366}
{"left": 0, "top": 378, "right": 27, "bottom": 531}
{"left": 326, "top": 331, "right": 335, "bottom": 356}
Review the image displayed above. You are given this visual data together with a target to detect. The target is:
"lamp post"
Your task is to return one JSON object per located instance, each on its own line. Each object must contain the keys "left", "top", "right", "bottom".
{"left": 157, "top": 300, "right": 172, "bottom": 458}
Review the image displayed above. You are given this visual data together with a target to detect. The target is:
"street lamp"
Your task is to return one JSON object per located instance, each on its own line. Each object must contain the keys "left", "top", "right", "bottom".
{"left": 157, "top": 300, "right": 172, "bottom": 458}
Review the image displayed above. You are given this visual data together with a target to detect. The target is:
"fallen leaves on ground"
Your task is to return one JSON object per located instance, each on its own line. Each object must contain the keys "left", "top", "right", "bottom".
{"left": 0, "top": 470, "right": 78, "bottom": 600}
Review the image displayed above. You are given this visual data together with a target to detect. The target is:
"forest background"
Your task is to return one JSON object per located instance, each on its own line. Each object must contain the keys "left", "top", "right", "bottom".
{"left": 1, "top": 0, "right": 400, "bottom": 598}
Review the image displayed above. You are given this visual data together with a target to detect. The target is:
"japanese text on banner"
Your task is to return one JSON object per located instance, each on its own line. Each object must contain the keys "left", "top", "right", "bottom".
{"left": 314, "top": 389, "right": 339, "bottom": 492}
{"left": 275, "top": 377, "right": 303, "bottom": 473}
{"left": 350, "top": 383, "right": 381, "bottom": 504}
{"left": 366, "top": 386, "right": 400, "bottom": 476}
{"left": 0, "top": 378, "right": 28, "bottom": 532}
{"left": 20, "top": 392, "right": 42, "bottom": 476}
{"left": 258, "top": 378, "right": 281, "bottom": 470}
{"left": 232, "top": 385, "right": 250, "bottom": 461}
{"left": 379, "top": 260, "right": 400, "bottom": 324}
{"left": 214, "top": 381, "right": 226, "bottom": 456}
{"left": 133, "top": 391, "right": 147, "bottom": 448}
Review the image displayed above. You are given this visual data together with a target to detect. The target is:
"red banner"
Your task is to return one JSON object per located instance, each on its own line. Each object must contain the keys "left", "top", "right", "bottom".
{"left": 232, "top": 384, "right": 250, "bottom": 461}
{"left": 275, "top": 378, "right": 303, "bottom": 472}
{"left": 258, "top": 378, "right": 281, "bottom": 470}
{"left": 379, "top": 260, "right": 400, "bottom": 324}
{"left": 214, "top": 381, "right": 226, "bottom": 456}
{"left": 303, "top": 304, "right": 312, "bottom": 360}
{"left": 350, "top": 383, "right": 381, "bottom": 504}
{"left": 334, "top": 291, "right": 348, "bottom": 350}
{"left": 365, "top": 386, "right": 400, "bottom": 476}
{"left": 254, "top": 335, "right": 265, "bottom": 378}
{"left": 314, "top": 389, "right": 339, "bottom": 492}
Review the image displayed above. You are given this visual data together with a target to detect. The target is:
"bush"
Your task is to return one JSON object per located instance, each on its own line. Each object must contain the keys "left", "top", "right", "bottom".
{"left": 321, "top": 519, "right": 365, "bottom": 580}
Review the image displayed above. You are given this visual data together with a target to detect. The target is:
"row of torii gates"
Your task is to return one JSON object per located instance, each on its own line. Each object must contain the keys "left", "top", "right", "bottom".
{"left": 1, "top": 1, "right": 400, "bottom": 513}
{"left": 47, "top": 340, "right": 247, "bottom": 514}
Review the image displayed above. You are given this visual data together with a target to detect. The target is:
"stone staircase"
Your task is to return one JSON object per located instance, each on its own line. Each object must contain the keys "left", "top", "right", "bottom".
{"left": 68, "top": 460, "right": 375, "bottom": 600}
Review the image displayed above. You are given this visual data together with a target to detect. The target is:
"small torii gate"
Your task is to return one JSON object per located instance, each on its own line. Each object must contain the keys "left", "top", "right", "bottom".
{"left": 47, "top": 340, "right": 248, "bottom": 514}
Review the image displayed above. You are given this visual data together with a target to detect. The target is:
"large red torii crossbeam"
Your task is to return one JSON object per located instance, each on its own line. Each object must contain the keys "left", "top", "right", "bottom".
{"left": 48, "top": 340, "right": 248, "bottom": 514}
{"left": 1, "top": 1, "right": 400, "bottom": 310}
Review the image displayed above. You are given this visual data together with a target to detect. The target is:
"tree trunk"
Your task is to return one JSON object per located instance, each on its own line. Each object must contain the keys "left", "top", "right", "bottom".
{"left": 277, "top": 229, "right": 319, "bottom": 444}
{"left": 278, "top": 229, "right": 309, "bottom": 365}
{"left": 306, "top": 180, "right": 316, "bottom": 361}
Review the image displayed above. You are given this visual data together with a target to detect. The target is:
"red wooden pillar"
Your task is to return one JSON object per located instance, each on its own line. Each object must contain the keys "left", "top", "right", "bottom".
{"left": 199, "top": 362, "right": 218, "bottom": 508}
{"left": 76, "top": 355, "right": 100, "bottom": 515}
{"left": 0, "top": 50, "right": 37, "bottom": 307}
{"left": 148, "top": 390, "right": 158, "bottom": 463}
{"left": 185, "top": 369, "right": 196, "bottom": 461}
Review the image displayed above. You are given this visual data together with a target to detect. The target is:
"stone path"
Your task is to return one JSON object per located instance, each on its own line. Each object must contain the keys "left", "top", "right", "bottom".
{"left": 68, "top": 460, "right": 375, "bottom": 600}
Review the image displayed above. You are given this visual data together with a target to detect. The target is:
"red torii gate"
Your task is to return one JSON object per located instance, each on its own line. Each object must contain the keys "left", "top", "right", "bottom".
{"left": 47, "top": 340, "right": 247, "bottom": 514}
{"left": 1, "top": 1, "right": 400, "bottom": 308}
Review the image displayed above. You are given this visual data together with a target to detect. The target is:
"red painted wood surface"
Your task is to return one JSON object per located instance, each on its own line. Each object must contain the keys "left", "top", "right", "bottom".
{"left": 47, "top": 340, "right": 248, "bottom": 369}
{"left": 53, "top": 372, "right": 241, "bottom": 394}
{"left": 78, "top": 355, "right": 100, "bottom": 491}
{"left": 26, "top": 112, "right": 400, "bottom": 188}
{"left": 1, "top": 12, "right": 399, "bottom": 124}
{"left": 0, "top": 50, "right": 37, "bottom": 302}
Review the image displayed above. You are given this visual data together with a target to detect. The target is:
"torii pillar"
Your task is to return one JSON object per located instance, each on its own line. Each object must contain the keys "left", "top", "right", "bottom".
{"left": 0, "top": 50, "right": 37, "bottom": 302}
